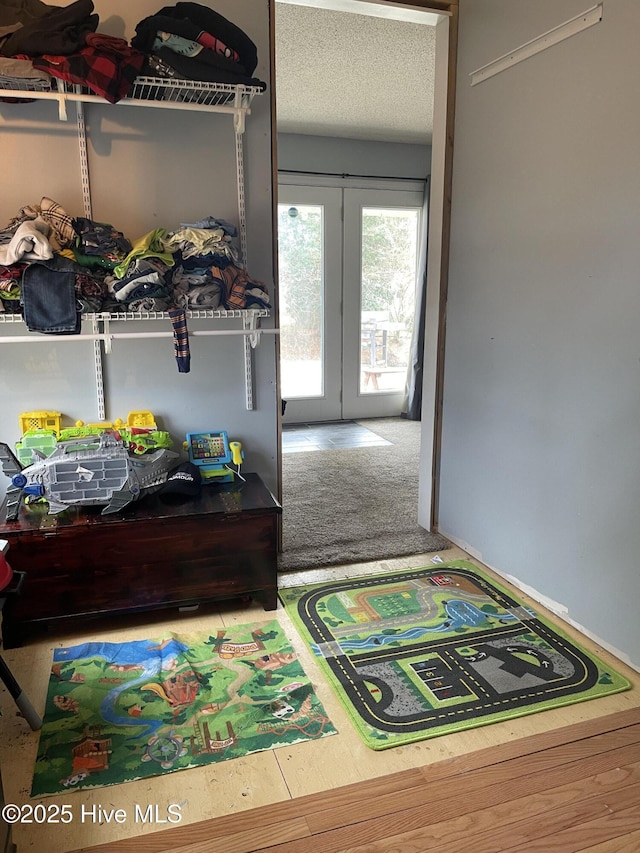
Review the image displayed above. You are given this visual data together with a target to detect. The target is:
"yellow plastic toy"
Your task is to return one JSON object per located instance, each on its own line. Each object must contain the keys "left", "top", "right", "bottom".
{"left": 126, "top": 411, "right": 157, "bottom": 429}
{"left": 19, "top": 411, "right": 61, "bottom": 436}
{"left": 18, "top": 410, "right": 159, "bottom": 438}
{"left": 17, "top": 410, "right": 171, "bottom": 456}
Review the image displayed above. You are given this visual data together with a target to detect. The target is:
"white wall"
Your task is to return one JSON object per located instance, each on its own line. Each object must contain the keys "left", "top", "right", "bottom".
{"left": 0, "top": 0, "right": 279, "bottom": 497}
{"left": 277, "top": 132, "right": 431, "bottom": 180}
{"left": 437, "top": 0, "right": 640, "bottom": 666}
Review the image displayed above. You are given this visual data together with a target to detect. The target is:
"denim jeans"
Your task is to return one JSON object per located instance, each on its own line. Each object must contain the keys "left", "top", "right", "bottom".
{"left": 21, "top": 256, "right": 80, "bottom": 334}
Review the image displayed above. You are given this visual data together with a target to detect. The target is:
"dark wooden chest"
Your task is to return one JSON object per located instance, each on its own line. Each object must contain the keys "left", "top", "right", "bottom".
{"left": 0, "top": 473, "right": 280, "bottom": 647}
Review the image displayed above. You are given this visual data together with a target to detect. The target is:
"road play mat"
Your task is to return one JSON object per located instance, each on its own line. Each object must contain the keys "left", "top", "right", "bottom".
{"left": 32, "top": 619, "right": 337, "bottom": 797}
{"left": 279, "top": 561, "right": 630, "bottom": 750}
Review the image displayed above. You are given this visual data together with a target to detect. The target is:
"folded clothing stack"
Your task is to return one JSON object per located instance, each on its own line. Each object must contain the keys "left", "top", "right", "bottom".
{"left": 0, "top": 1, "right": 265, "bottom": 100}
{"left": 0, "top": 0, "right": 98, "bottom": 57}
{"left": 0, "top": 0, "right": 145, "bottom": 103}
{"left": 132, "top": 2, "right": 266, "bottom": 90}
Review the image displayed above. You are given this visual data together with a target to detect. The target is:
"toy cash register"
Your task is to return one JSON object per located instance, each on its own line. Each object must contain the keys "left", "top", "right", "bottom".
{"left": 184, "top": 431, "right": 243, "bottom": 483}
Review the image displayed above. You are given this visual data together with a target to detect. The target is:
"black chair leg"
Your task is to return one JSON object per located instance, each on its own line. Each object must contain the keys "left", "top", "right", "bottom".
{"left": 0, "top": 655, "right": 42, "bottom": 731}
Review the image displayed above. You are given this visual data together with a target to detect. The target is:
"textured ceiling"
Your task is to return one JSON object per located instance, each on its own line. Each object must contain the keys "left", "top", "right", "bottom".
{"left": 274, "top": 3, "right": 436, "bottom": 144}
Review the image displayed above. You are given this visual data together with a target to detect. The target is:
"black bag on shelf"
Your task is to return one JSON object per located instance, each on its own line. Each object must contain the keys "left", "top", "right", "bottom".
{"left": 132, "top": 2, "right": 265, "bottom": 89}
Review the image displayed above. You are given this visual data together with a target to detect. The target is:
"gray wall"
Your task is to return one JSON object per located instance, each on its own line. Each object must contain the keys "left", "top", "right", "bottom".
{"left": 0, "top": 0, "right": 278, "bottom": 497}
{"left": 438, "top": 0, "right": 640, "bottom": 666}
{"left": 277, "top": 133, "right": 431, "bottom": 180}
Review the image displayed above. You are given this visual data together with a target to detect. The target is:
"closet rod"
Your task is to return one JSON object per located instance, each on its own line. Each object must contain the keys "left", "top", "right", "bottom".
{"left": 278, "top": 169, "right": 428, "bottom": 182}
{"left": 0, "top": 329, "right": 279, "bottom": 344}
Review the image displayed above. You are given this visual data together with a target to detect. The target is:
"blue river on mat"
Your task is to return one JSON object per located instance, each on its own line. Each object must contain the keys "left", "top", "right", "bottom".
{"left": 53, "top": 637, "right": 189, "bottom": 736}
{"left": 313, "top": 599, "right": 524, "bottom": 654}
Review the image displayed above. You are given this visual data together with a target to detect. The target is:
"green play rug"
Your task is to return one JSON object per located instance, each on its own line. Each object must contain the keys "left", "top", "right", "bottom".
{"left": 279, "top": 561, "right": 631, "bottom": 750}
{"left": 32, "top": 619, "right": 336, "bottom": 797}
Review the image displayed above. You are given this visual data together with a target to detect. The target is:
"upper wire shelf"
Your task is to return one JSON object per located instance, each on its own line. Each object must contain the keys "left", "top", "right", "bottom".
{"left": 0, "top": 308, "right": 269, "bottom": 324}
{"left": 0, "top": 76, "right": 263, "bottom": 128}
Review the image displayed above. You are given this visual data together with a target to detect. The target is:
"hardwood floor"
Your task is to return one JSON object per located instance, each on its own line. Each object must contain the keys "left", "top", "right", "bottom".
{"left": 72, "top": 707, "right": 640, "bottom": 852}
{"left": 1, "top": 545, "right": 638, "bottom": 852}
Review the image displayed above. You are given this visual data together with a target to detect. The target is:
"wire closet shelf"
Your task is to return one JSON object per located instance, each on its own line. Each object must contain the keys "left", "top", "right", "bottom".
{"left": 0, "top": 76, "right": 272, "bottom": 411}
{"left": 0, "top": 76, "right": 263, "bottom": 123}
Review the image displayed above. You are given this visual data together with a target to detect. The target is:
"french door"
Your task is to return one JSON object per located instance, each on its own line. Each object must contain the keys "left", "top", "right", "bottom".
{"left": 277, "top": 182, "right": 424, "bottom": 423}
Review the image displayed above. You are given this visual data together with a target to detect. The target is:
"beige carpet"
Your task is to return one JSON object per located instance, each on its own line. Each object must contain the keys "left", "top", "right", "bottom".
{"left": 279, "top": 417, "right": 449, "bottom": 571}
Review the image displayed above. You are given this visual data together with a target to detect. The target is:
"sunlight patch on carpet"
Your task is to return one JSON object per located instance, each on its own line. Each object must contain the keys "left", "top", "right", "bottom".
{"left": 282, "top": 421, "right": 391, "bottom": 454}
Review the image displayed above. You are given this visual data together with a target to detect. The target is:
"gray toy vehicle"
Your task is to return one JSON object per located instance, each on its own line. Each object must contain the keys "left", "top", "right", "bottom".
{"left": 0, "top": 432, "right": 179, "bottom": 520}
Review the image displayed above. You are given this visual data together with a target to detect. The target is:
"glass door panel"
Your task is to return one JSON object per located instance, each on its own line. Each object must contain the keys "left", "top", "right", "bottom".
{"left": 360, "top": 207, "right": 420, "bottom": 394}
{"left": 277, "top": 202, "right": 323, "bottom": 399}
{"left": 277, "top": 186, "right": 342, "bottom": 423}
{"left": 342, "top": 188, "right": 424, "bottom": 420}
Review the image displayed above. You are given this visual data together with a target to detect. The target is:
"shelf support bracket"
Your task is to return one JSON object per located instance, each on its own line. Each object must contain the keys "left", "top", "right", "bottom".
{"left": 55, "top": 79, "right": 68, "bottom": 121}
{"left": 233, "top": 110, "right": 246, "bottom": 134}
{"left": 242, "top": 312, "right": 260, "bottom": 411}
{"left": 235, "top": 130, "right": 248, "bottom": 267}
{"left": 75, "top": 96, "right": 93, "bottom": 219}
{"left": 102, "top": 315, "right": 112, "bottom": 354}
{"left": 90, "top": 316, "right": 106, "bottom": 421}
{"left": 233, "top": 86, "right": 248, "bottom": 135}
{"left": 243, "top": 334, "right": 254, "bottom": 411}
{"left": 243, "top": 310, "right": 261, "bottom": 348}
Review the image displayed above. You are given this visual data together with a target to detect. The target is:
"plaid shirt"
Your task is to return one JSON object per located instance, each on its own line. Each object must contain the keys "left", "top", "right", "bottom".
{"left": 168, "top": 306, "right": 190, "bottom": 374}
{"left": 211, "top": 264, "right": 271, "bottom": 310}
{"left": 32, "top": 34, "right": 145, "bottom": 104}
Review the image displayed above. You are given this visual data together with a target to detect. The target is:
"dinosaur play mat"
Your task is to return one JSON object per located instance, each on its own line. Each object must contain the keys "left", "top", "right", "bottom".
{"left": 32, "top": 619, "right": 336, "bottom": 797}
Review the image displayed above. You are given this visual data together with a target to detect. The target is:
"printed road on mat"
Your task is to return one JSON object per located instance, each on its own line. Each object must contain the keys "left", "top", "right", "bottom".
{"left": 280, "top": 561, "right": 629, "bottom": 745}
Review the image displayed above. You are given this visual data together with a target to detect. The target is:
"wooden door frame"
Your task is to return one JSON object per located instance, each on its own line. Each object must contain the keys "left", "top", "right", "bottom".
{"left": 269, "top": 0, "right": 459, "bottom": 535}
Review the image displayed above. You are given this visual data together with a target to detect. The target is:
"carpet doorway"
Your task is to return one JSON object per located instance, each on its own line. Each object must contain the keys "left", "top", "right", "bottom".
{"left": 279, "top": 417, "right": 449, "bottom": 572}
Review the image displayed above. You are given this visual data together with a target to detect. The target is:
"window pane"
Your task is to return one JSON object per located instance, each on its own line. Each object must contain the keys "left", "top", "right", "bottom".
{"left": 277, "top": 203, "right": 324, "bottom": 399}
{"left": 360, "top": 207, "right": 419, "bottom": 394}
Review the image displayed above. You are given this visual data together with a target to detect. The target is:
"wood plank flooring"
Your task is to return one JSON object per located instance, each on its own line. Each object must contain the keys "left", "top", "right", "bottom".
{"left": 70, "top": 708, "right": 640, "bottom": 852}
{"left": 1, "top": 546, "right": 638, "bottom": 852}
